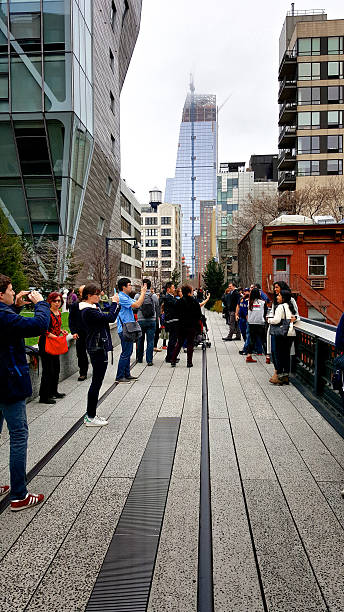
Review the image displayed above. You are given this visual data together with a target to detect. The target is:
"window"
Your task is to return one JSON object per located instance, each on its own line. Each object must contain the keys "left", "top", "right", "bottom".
{"left": 121, "top": 241, "right": 131, "bottom": 256}
{"left": 298, "top": 111, "right": 320, "bottom": 129}
{"left": 145, "top": 239, "right": 158, "bottom": 247}
{"left": 145, "top": 216, "right": 157, "bottom": 225}
{"left": 328, "top": 110, "right": 343, "bottom": 128}
{"left": 145, "top": 250, "right": 158, "bottom": 257}
{"left": 161, "top": 216, "right": 171, "bottom": 225}
{"left": 327, "top": 135, "right": 343, "bottom": 153}
{"left": 111, "top": 1, "right": 116, "bottom": 30}
{"left": 134, "top": 208, "right": 141, "bottom": 224}
{"left": 135, "top": 266, "right": 141, "bottom": 278}
{"left": 275, "top": 258, "right": 287, "bottom": 272}
{"left": 327, "top": 159, "right": 343, "bottom": 175}
{"left": 161, "top": 250, "right": 171, "bottom": 258}
{"left": 97, "top": 216, "right": 105, "bottom": 236}
{"left": 328, "top": 36, "right": 344, "bottom": 55}
{"left": 134, "top": 247, "right": 141, "bottom": 261}
{"left": 328, "top": 62, "right": 343, "bottom": 79}
{"left": 110, "top": 91, "right": 114, "bottom": 113}
{"left": 106, "top": 176, "right": 113, "bottom": 196}
{"left": 298, "top": 62, "right": 320, "bottom": 80}
{"left": 298, "top": 38, "right": 320, "bottom": 56}
{"left": 120, "top": 193, "right": 131, "bottom": 215}
{"left": 110, "top": 49, "right": 114, "bottom": 72}
{"left": 161, "top": 239, "right": 171, "bottom": 247}
{"left": 297, "top": 136, "right": 320, "bottom": 154}
{"left": 308, "top": 255, "right": 326, "bottom": 276}
{"left": 145, "top": 260, "right": 156, "bottom": 268}
{"left": 0, "top": 58, "right": 8, "bottom": 100}
{"left": 111, "top": 134, "right": 115, "bottom": 154}
{"left": 298, "top": 87, "right": 320, "bottom": 105}
{"left": 297, "top": 161, "right": 320, "bottom": 176}
{"left": 146, "top": 228, "right": 157, "bottom": 236}
{"left": 120, "top": 261, "right": 131, "bottom": 276}
{"left": 134, "top": 228, "right": 141, "bottom": 242}
{"left": 121, "top": 216, "right": 131, "bottom": 234}
{"left": 161, "top": 260, "right": 170, "bottom": 268}
{"left": 10, "top": 12, "right": 41, "bottom": 41}
{"left": 328, "top": 86, "right": 344, "bottom": 104}
{"left": 161, "top": 228, "right": 171, "bottom": 236}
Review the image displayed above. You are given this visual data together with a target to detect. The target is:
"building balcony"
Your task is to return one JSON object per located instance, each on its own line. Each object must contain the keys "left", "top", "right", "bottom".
{"left": 277, "top": 149, "right": 296, "bottom": 171}
{"left": 278, "top": 171, "right": 296, "bottom": 191}
{"left": 278, "top": 77, "right": 297, "bottom": 104}
{"left": 278, "top": 50, "right": 297, "bottom": 81}
{"left": 278, "top": 100, "right": 297, "bottom": 126}
{"left": 278, "top": 124, "right": 296, "bottom": 148}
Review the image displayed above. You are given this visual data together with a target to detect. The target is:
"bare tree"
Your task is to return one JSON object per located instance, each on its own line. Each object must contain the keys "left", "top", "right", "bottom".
{"left": 87, "top": 243, "right": 120, "bottom": 292}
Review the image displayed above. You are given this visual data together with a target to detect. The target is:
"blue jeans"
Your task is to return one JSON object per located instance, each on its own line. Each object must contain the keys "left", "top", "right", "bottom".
{"left": 137, "top": 319, "right": 156, "bottom": 363}
{"left": 116, "top": 332, "right": 134, "bottom": 379}
{"left": 0, "top": 400, "right": 28, "bottom": 501}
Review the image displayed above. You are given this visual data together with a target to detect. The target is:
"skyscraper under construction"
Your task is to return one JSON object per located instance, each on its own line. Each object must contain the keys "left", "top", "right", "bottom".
{"left": 165, "top": 79, "right": 217, "bottom": 278}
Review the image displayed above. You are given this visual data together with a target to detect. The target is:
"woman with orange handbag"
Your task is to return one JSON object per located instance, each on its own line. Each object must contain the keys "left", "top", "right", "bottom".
{"left": 39, "top": 291, "right": 68, "bottom": 404}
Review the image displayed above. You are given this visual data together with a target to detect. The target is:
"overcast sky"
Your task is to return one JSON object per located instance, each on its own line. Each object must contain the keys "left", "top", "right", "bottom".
{"left": 120, "top": 0, "right": 343, "bottom": 204}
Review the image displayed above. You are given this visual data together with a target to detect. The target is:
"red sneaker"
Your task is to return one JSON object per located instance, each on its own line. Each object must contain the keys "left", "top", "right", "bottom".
{"left": 10, "top": 492, "right": 44, "bottom": 512}
{"left": 266, "top": 356, "right": 271, "bottom": 364}
{"left": 246, "top": 356, "right": 257, "bottom": 363}
{"left": 0, "top": 485, "right": 9, "bottom": 496}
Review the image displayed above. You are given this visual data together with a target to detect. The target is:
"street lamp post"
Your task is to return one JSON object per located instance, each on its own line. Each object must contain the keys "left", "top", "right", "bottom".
{"left": 105, "top": 236, "right": 140, "bottom": 295}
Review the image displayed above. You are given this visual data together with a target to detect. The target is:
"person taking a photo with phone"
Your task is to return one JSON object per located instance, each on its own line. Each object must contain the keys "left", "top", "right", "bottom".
{"left": 116, "top": 278, "right": 147, "bottom": 383}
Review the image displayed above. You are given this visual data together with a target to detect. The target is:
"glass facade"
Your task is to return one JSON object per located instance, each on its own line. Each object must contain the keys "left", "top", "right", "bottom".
{"left": 165, "top": 89, "right": 217, "bottom": 277}
{"left": 0, "top": 0, "right": 93, "bottom": 246}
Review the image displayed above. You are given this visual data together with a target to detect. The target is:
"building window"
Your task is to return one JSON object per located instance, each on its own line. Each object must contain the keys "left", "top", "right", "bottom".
{"left": 134, "top": 228, "right": 141, "bottom": 243}
{"left": 328, "top": 36, "right": 344, "bottom": 55}
{"left": 328, "top": 110, "right": 343, "bottom": 128}
{"left": 145, "top": 216, "right": 157, "bottom": 225}
{"left": 134, "top": 208, "right": 141, "bottom": 224}
{"left": 298, "top": 38, "right": 320, "bottom": 56}
{"left": 308, "top": 255, "right": 326, "bottom": 276}
{"left": 135, "top": 266, "right": 141, "bottom": 278}
{"left": 298, "top": 62, "right": 320, "bottom": 81}
{"left": 328, "top": 62, "right": 343, "bottom": 79}
{"left": 161, "top": 239, "right": 171, "bottom": 247}
{"left": 146, "top": 228, "right": 157, "bottom": 236}
{"left": 328, "top": 86, "right": 344, "bottom": 104}
{"left": 110, "top": 49, "right": 114, "bottom": 72}
{"left": 110, "top": 91, "right": 115, "bottom": 113}
{"left": 161, "top": 250, "right": 171, "bottom": 258}
{"left": 161, "top": 216, "right": 171, "bottom": 225}
{"left": 120, "top": 193, "right": 131, "bottom": 215}
{"left": 161, "top": 228, "right": 171, "bottom": 236}
{"left": 121, "top": 216, "right": 131, "bottom": 234}
{"left": 145, "top": 260, "right": 156, "bottom": 268}
{"left": 106, "top": 176, "right": 113, "bottom": 196}
{"left": 298, "top": 111, "right": 320, "bottom": 129}
{"left": 120, "top": 261, "right": 131, "bottom": 276}
{"left": 145, "top": 239, "right": 158, "bottom": 247}
{"left": 0, "top": 63, "right": 8, "bottom": 100}
{"left": 297, "top": 135, "right": 320, "bottom": 154}
{"left": 111, "top": 134, "right": 115, "bottom": 154}
{"left": 327, "top": 159, "right": 343, "bottom": 175}
{"left": 297, "top": 87, "right": 320, "bottom": 105}
{"left": 146, "top": 250, "right": 158, "bottom": 258}
{"left": 161, "top": 260, "right": 170, "bottom": 268}
{"left": 134, "top": 247, "right": 141, "bottom": 260}
{"left": 297, "top": 161, "right": 320, "bottom": 176}
{"left": 327, "top": 135, "right": 343, "bottom": 153}
{"left": 97, "top": 216, "right": 105, "bottom": 236}
{"left": 111, "top": 1, "right": 117, "bottom": 30}
{"left": 10, "top": 12, "right": 41, "bottom": 41}
{"left": 121, "top": 241, "right": 131, "bottom": 256}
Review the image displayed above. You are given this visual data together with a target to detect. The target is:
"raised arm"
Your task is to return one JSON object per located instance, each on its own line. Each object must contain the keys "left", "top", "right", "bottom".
{"left": 131, "top": 285, "right": 147, "bottom": 309}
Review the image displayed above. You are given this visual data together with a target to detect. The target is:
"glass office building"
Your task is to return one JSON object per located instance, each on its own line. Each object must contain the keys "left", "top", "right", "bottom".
{"left": 0, "top": 0, "right": 93, "bottom": 247}
{"left": 165, "top": 85, "right": 217, "bottom": 277}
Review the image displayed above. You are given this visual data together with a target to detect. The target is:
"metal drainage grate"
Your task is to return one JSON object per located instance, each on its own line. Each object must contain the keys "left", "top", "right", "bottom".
{"left": 85, "top": 416, "right": 180, "bottom": 612}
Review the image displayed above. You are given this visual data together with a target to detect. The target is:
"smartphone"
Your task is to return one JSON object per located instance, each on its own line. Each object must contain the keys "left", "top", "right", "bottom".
{"left": 113, "top": 288, "right": 117, "bottom": 295}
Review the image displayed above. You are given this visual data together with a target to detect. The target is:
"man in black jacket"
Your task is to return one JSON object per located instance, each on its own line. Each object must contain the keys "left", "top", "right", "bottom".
{"left": 69, "top": 284, "right": 89, "bottom": 381}
{"left": 222, "top": 282, "right": 241, "bottom": 341}
{"left": 0, "top": 274, "right": 50, "bottom": 511}
{"left": 163, "top": 282, "right": 179, "bottom": 363}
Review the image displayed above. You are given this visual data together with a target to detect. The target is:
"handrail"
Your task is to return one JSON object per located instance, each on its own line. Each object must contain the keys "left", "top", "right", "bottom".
{"left": 294, "top": 318, "right": 336, "bottom": 345}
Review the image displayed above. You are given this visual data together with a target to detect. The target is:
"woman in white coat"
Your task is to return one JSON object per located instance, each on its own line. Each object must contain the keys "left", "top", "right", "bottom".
{"left": 267, "top": 290, "right": 296, "bottom": 385}
{"left": 267, "top": 281, "right": 299, "bottom": 381}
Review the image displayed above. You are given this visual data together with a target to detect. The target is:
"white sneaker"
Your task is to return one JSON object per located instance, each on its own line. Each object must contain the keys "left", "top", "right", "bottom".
{"left": 84, "top": 415, "right": 108, "bottom": 427}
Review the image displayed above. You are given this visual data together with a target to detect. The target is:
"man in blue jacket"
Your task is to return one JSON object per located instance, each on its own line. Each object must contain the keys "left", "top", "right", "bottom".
{"left": 0, "top": 274, "right": 50, "bottom": 511}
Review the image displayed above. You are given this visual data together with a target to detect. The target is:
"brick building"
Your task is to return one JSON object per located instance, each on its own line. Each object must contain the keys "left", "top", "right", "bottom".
{"left": 238, "top": 216, "right": 344, "bottom": 324}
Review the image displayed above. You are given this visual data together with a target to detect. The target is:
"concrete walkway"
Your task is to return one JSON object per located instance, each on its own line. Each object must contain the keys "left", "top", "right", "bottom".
{"left": 0, "top": 312, "right": 343, "bottom": 611}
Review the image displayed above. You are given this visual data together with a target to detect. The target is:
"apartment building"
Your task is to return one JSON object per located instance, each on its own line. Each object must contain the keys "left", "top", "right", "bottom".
{"left": 278, "top": 9, "right": 344, "bottom": 191}
{"left": 119, "top": 179, "right": 142, "bottom": 289}
{"left": 141, "top": 190, "right": 182, "bottom": 289}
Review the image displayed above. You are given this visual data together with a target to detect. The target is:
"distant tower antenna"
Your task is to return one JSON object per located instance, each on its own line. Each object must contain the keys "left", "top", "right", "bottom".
{"left": 190, "top": 73, "right": 195, "bottom": 93}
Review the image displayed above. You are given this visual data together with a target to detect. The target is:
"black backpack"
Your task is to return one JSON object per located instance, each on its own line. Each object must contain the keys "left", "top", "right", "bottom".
{"left": 141, "top": 293, "right": 155, "bottom": 318}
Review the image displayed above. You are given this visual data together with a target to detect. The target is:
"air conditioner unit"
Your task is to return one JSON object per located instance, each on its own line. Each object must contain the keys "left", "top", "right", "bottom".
{"left": 310, "top": 278, "right": 325, "bottom": 289}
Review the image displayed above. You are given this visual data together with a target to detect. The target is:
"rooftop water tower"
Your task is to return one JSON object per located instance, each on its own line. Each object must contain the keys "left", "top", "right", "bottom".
{"left": 149, "top": 188, "right": 162, "bottom": 212}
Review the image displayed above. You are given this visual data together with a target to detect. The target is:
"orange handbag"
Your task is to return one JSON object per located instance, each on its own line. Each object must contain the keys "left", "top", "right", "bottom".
{"left": 45, "top": 335, "right": 68, "bottom": 355}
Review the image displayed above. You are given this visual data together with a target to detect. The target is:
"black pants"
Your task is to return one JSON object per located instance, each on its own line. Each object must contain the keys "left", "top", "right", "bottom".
{"left": 76, "top": 333, "right": 88, "bottom": 377}
{"left": 247, "top": 324, "right": 266, "bottom": 355}
{"left": 166, "top": 322, "right": 179, "bottom": 362}
{"left": 153, "top": 322, "right": 160, "bottom": 348}
{"left": 171, "top": 327, "right": 196, "bottom": 365}
{"left": 87, "top": 350, "right": 108, "bottom": 418}
{"left": 40, "top": 351, "right": 60, "bottom": 400}
{"left": 274, "top": 336, "right": 293, "bottom": 375}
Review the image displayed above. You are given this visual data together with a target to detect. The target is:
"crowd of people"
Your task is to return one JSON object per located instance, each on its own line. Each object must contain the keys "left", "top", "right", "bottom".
{"left": 222, "top": 280, "right": 299, "bottom": 386}
{"left": 0, "top": 273, "right": 210, "bottom": 512}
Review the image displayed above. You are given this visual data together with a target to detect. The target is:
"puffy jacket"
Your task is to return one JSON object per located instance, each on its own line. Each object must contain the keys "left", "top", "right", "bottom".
{"left": 80, "top": 301, "right": 120, "bottom": 354}
{"left": 0, "top": 301, "right": 50, "bottom": 403}
{"left": 176, "top": 296, "right": 202, "bottom": 329}
{"left": 163, "top": 292, "right": 179, "bottom": 324}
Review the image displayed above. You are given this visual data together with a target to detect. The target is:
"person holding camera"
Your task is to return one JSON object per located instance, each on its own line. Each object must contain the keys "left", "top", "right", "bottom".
{"left": 0, "top": 274, "right": 50, "bottom": 511}
{"left": 134, "top": 278, "right": 159, "bottom": 366}
{"left": 116, "top": 278, "right": 147, "bottom": 383}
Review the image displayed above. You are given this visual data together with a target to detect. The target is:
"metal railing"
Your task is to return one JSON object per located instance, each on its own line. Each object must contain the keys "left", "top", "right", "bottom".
{"left": 287, "top": 9, "right": 325, "bottom": 16}
{"left": 278, "top": 77, "right": 297, "bottom": 97}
